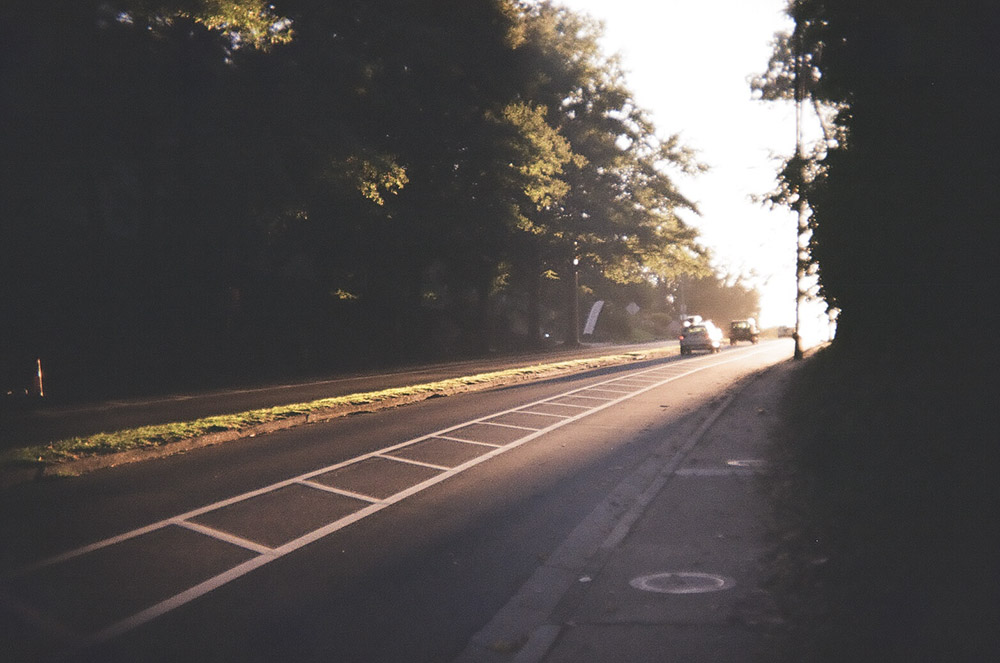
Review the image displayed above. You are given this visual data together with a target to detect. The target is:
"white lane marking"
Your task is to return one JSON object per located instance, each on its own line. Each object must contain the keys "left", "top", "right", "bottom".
{"left": 172, "top": 520, "right": 276, "bottom": 555}
{"left": 374, "top": 454, "right": 452, "bottom": 471}
{"left": 295, "top": 480, "right": 382, "bottom": 503}
{"left": 84, "top": 554, "right": 277, "bottom": 646}
{"left": 376, "top": 454, "right": 444, "bottom": 468}
{"left": 475, "top": 421, "right": 541, "bottom": 431}
{"left": 615, "top": 377, "right": 660, "bottom": 383}
{"left": 432, "top": 435, "right": 503, "bottom": 448}
{"left": 673, "top": 468, "right": 754, "bottom": 477}
{"left": 509, "top": 410, "right": 572, "bottom": 419}
{"left": 11, "top": 346, "right": 770, "bottom": 648}
{"left": 558, "top": 394, "right": 615, "bottom": 401}
{"left": 726, "top": 459, "right": 766, "bottom": 468}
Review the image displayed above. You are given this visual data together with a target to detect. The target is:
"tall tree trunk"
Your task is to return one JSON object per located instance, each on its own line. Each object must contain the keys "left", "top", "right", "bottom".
{"left": 565, "top": 259, "right": 580, "bottom": 346}
{"left": 475, "top": 265, "right": 493, "bottom": 355}
{"left": 527, "top": 264, "right": 541, "bottom": 347}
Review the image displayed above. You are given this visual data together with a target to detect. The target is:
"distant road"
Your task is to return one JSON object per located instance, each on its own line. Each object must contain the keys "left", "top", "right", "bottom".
{"left": 0, "top": 341, "right": 678, "bottom": 450}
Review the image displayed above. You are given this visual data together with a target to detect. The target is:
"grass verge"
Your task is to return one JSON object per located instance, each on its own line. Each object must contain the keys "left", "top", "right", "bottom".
{"left": 0, "top": 349, "right": 670, "bottom": 473}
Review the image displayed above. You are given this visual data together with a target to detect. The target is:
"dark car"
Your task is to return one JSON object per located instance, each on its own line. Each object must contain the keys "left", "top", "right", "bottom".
{"left": 729, "top": 320, "right": 759, "bottom": 345}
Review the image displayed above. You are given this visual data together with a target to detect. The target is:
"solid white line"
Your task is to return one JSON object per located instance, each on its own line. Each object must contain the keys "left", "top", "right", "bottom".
{"left": 674, "top": 468, "right": 754, "bottom": 477}
{"left": 370, "top": 454, "right": 445, "bottom": 469}
{"left": 85, "top": 554, "right": 277, "bottom": 646}
{"left": 296, "top": 480, "right": 382, "bottom": 503}
{"left": 475, "top": 421, "right": 541, "bottom": 431}
{"left": 374, "top": 454, "right": 453, "bottom": 471}
{"left": 172, "top": 520, "right": 276, "bottom": 555}
{"left": 509, "top": 410, "right": 572, "bottom": 419}
{"left": 432, "top": 435, "right": 503, "bottom": 448}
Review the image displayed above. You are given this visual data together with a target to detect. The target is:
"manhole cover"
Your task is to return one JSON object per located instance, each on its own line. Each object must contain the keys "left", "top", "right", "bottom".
{"left": 630, "top": 572, "right": 733, "bottom": 594}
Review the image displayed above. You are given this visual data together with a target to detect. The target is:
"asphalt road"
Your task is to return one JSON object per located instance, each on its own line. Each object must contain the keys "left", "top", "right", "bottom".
{"left": 0, "top": 340, "right": 792, "bottom": 662}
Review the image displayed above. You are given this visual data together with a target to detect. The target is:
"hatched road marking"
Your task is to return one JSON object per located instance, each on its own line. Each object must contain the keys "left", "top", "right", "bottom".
{"left": 2, "top": 347, "right": 767, "bottom": 652}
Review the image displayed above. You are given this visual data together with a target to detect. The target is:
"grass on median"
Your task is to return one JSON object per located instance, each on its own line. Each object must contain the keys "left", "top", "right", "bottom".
{"left": 0, "top": 350, "right": 668, "bottom": 469}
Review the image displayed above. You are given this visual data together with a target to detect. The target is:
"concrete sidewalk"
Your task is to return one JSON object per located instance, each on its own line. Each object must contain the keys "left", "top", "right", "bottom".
{"left": 455, "top": 357, "right": 798, "bottom": 663}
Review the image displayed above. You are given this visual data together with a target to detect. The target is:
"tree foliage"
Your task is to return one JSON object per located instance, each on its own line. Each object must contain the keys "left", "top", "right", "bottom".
{"left": 756, "top": 0, "right": 1000, "bottom": 353}
{"left": 0, "top": 0, "right": 711, "bottom": 395}
{"left": 677, "top": 274, "right": 761, "bottom": 329}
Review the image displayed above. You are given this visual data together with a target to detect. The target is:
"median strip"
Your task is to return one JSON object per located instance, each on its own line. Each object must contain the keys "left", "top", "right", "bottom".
{"left": 0, "top": 348, "right": 675, "bottom": 481}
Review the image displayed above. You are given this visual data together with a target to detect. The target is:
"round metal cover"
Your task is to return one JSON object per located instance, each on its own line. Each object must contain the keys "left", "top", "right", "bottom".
{"left": 629, "top": 572, "right": 733, "bottom": 594}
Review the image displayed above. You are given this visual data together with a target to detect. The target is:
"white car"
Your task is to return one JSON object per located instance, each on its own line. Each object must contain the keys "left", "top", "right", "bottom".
{"left": 679, "top": 321, "right": 723, "bottom": 355}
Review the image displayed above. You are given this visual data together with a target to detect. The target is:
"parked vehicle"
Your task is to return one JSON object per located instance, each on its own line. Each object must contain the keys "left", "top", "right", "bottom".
{"left": 679, "top": 321, "right": 723, "bottom": 355}
{"left": 729, "top": 319, "right": 760, "bottom": 345}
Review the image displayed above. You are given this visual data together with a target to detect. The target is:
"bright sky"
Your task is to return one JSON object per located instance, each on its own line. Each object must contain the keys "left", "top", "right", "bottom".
{"left": 557, "top": 0, "right": 831, "bottom": 332}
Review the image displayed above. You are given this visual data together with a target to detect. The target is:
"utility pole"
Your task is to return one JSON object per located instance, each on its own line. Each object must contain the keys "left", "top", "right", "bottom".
{"left": 793, "top": 23, "right": 807, "bottom": 361}
{"left": 568, "top": 242, "right": 580, "bottom": 346}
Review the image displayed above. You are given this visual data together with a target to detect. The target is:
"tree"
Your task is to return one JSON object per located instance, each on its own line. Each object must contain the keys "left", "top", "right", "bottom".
{"left": 751, "top": 15, "right": 843, "bottom": 358}
{"left": 672, "top": 273, "right": 761, "bottom": 329}
{"left": 0, "top": 0, "right": 714, "bottom": 394}
{"left": 0, "top": 0, "right": 280, "bottom": 390}
{"left": 506, "top": 1, "right": 709, "bottom": 345}
{"left": 755, "top": 0, "right": 1000, "bottom": 354}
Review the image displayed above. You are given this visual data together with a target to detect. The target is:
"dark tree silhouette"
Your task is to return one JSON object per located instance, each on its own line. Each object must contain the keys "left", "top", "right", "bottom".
{"left": 0, "top": 0, "right": 711, "bottom": 397}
